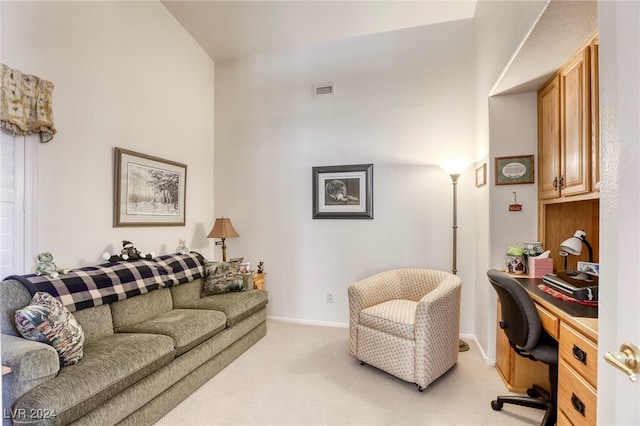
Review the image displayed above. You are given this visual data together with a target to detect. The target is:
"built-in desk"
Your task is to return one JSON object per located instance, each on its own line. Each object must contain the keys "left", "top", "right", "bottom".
{"left": 495, "top": 276, "right": 598, "bottom": 426}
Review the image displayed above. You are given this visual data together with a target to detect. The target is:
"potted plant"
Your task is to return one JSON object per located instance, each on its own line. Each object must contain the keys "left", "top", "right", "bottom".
{"left": 505, "top": 245, "right": 525, "bottom": 274}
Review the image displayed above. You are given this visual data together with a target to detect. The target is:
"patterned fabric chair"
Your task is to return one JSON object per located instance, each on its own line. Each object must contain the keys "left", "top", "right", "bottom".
{"left": 348, "top": 268, "right": 462, "bottom": 391}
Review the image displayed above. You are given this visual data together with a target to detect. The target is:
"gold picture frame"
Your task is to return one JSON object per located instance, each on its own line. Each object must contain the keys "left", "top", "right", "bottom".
{"left": 475, "top": 163, "right": 487, "bottom": 187}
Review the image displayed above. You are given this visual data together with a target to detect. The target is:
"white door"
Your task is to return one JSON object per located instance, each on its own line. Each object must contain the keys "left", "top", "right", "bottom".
{"left": 598, "top": 1, "right": 640, "bottom": 424}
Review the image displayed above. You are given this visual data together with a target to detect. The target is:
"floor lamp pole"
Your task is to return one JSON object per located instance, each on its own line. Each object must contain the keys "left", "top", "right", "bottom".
{"left": 449, "top": 173, "right": 469, "bottom": 352}
{"left": 450, "top": 174, "right": 460, "bottom": 275}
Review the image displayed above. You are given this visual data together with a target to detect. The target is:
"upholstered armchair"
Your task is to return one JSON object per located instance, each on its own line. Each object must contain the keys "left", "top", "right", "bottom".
{"left": 348, "top": 268, "right": 462, "bottom": 391}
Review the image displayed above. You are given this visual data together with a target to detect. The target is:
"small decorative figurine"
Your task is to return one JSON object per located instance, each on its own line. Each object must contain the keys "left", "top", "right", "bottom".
{"left": 102, "top": 240, "right": 154, "bottom": 262}
{"left": 176, "top": 239, "right": 189, "bottom": 255}
{"left": 34, "top": 252, "right": 69, "bottom": 279}
{"left": 257, "top": 261, "right": 264, "bottom": 274}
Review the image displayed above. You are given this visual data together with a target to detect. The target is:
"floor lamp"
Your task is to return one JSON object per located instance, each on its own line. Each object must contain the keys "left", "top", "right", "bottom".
{"left": 440, "top": 161, "right": 471, "bottom": 352}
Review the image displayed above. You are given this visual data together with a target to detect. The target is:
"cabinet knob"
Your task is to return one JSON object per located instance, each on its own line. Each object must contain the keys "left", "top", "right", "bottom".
{"left": 553, "top": 177, "right": 558, "bottom": 190}
{"left": 559, "top": 175, "right": 565, "bottom": 189}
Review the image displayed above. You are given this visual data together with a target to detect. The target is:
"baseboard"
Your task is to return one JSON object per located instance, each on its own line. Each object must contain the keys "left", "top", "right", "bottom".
{"left": 268, "top": 315, "right": 349, "bottom": 329}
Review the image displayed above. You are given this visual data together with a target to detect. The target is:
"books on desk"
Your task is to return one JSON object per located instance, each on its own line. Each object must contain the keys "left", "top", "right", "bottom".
{"left": 542, "top": 271, "right": 599, "bottom": 301}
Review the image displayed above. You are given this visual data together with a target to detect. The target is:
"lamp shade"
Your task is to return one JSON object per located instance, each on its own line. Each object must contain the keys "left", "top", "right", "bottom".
{"left": 560, "top": 230, "right": 587, "bottom": 255}
{"left": 439, "top": 160, "right": 472, "bottom": 176}
{"left": 207, "top": 217, "right": 239, "bottom": 239}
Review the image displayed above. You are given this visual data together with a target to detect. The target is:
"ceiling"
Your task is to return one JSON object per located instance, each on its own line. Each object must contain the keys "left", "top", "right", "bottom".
{"left": 162, "top": 1, "right": 598, "bottom": 94}
{"left": 161, "top": 1, "right": 478, "bottom": 63}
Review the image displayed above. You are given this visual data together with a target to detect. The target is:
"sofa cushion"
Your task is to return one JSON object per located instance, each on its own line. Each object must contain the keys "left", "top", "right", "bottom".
{"left": 359, "top": 299, "right": 418, "bottom": 340}
{"left": 12, "top": 332, "right": 175, "bottom": 425}
{"left": 73, "top": 304, "right": 114, "bottom": 344}
{"left": 15, "top": 292, "right": 85, "bottom": 366}
{"left": 116, "top": 309, "right": 227, "bottom": 356}
{"left": 110, "top": 288, "right": 173, "bottom": 330}
{"left": 172, "top": 280, "right": 268, "bottom": 327}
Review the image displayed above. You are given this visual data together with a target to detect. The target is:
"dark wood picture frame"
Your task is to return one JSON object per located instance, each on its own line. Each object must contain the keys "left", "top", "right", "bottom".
{"left": 114, "top": 147, "right": 187, "bottom": 227}
{"left": 495, "top": 155, "right": 534, "bottom": 185}
{"left": 312, "top": 164, "right": 373, "bottom": 219}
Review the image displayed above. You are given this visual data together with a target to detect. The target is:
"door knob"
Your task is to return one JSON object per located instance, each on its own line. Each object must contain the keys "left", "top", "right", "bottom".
{"left": 604, "top": 342, "right": 640, "bottom": 382}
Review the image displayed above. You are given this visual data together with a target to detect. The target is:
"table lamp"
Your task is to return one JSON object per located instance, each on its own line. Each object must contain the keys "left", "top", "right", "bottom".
{"left": 560, "top": 230, "right": 593, "bottom": 275}
{"left": 207, "top": 217, "right": 239, "bottom": 261}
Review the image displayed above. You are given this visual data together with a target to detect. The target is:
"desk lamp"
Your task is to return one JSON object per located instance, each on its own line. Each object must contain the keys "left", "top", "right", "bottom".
{"left": 207, "top": 217, "right": 239, "bottom": 261}
{"left": 560, "top": 230, "right": 593, "bottom": 275}
{"left": 439, "top": 160, "right": 471, "bottom": 352}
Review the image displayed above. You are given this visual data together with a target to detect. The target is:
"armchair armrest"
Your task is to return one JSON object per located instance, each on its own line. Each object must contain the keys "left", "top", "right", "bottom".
{"left": 348, "top": 271, "right": 403, "bottom": 356}
{"left": 2, "top": 333, "right": 59, "bottom": 413}
{"left": 414, "top": 275, "right": 462, "bottom": 384}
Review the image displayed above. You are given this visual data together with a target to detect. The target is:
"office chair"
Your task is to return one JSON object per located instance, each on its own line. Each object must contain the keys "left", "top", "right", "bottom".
{"left": 487, "top": 269, "right": 558, "bottom": 426}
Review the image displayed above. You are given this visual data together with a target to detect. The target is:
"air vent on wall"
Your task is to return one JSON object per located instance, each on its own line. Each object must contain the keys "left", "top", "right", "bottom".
{"left": 313, "top": 82, "right": 335, "bottom": 98}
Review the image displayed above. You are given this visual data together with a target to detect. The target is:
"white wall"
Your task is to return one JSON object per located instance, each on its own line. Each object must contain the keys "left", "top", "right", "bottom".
{"left": 215, "top": 20, "right": 477, "bottom": 327}
{"left": 473, "top": 0, "right": 547, "bottom": 359}
{"left": 1, "top": 1, "right": 215, "bottom": 268}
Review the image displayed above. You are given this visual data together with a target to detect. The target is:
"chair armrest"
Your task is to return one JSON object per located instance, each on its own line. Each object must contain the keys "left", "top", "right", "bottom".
{"left": 2, "top": 333, "right": 59, "bottom": 412}
{"left": 414, "top": 275, "right": 462, "bottom": 382}
{"left": 347, "top": 271, "right": 403, "bottom": 356}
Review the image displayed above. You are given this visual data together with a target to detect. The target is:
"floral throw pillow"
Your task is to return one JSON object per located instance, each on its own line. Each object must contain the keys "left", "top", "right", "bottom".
{"left": 202, "top": 276, "right": 246, "bottom": 296}
{"left": 15, "top": 292, "right": 84, "bottom": 366}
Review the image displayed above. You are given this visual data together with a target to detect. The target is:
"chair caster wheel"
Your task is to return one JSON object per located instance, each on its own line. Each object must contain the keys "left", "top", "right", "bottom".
{"left": 418, "top": 385, "right": 425, "bottom": 392}
{"left": 527, "top": 388, "right": 539, "bottom": 398}
{"left": 359, "top": 360, "right": 365, "bottom": 365}
{"left": 491, "top": 400, "right": 503, "bottom": 411}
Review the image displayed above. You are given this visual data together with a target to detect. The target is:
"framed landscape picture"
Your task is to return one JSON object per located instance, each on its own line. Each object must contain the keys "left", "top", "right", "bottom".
{"left": 114, "top": 147, "right": 187, "bottom": 227}
{"left": 494, "top": 155, "right": 534, "bottom": 185}
{"left": 312, "top": 164, "right": 373, "bottom": 219}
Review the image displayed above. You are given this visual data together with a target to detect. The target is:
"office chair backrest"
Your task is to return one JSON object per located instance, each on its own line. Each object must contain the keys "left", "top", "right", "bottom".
{"left": 487, "top": 269, "right": 542, "bottom": 352}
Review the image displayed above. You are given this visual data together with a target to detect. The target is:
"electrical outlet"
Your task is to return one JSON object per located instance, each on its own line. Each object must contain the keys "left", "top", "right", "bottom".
{"left": 326, "top": 292, "right": 334, "bottom": 303}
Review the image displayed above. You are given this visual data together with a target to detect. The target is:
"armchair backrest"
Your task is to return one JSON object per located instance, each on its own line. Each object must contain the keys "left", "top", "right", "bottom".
{"left": 487, "top": 269, "right": 541, "bottom": 352}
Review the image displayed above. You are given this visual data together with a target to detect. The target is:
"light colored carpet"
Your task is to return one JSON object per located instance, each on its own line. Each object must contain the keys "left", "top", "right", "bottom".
{"left": 155, "top": 320, "right": 544, "bottom": 425}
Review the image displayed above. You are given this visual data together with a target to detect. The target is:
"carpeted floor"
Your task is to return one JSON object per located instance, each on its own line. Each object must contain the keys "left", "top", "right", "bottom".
{"left": 155, "top": 320, "right": 544, "bottom": 425}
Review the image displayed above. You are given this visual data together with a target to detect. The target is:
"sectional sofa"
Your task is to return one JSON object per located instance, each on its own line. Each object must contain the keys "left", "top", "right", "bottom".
{"left": 0, "top": 253, "right": 268, "bottom": 425}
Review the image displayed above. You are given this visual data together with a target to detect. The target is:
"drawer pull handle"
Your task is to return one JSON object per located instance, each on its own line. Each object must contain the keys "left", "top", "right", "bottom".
{"left": 573, "top": 345, "right": 587, "bottom": 364}
{"left": 571, "top": 393, "right": 586, "bottom": 416}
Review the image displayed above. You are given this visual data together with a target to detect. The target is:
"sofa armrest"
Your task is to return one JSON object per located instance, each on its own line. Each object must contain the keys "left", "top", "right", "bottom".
{"left": 347, "top": 271, "right": 403, "bottom": 356}
{"left": 2, "top": 333, "right": 59, "bottom": 413}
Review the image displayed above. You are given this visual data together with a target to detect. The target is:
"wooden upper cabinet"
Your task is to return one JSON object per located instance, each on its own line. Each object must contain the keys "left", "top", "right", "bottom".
{"left": 560, "top": 47, "right": 591, "bottom": 197}
{"left": 538, "top": 76, "right": 561, "bottom": 200}
{"left": 538, "top": 40, "right": 597, "bottom": 201}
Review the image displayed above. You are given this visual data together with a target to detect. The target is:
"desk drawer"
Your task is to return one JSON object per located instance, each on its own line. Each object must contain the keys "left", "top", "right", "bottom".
{"left": 536, "top": 304, "right": 559, "bottom": 339}
{"left": 559, "top": 322, "right": 598, "bottom": 388}
{"left": 558, "top": 361, "right": 597, "bottom": 426}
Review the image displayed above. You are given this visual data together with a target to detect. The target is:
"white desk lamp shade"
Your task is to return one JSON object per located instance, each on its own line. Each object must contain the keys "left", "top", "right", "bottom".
{"left": 560, "top": 230, "right": 587, "bottom": 255}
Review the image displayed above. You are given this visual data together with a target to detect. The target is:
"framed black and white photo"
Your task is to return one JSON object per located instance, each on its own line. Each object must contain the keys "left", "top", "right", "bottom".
{"left": 494, "top": 155, "right": 534, "bottom": 185}
{"left": 114, "top": 147, "right": 187, "bottom": 227}
{"left": 312, "top": 164, "right": 373, "bottom": 219}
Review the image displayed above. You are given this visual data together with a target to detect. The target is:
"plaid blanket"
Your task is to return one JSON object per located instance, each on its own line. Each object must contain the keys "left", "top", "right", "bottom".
{"left": 6, "top": 252, "right": 206, "bottom": 312}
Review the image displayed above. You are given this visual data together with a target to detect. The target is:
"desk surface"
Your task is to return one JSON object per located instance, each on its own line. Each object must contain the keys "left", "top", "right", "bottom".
{"left": 515, "top": 277, "right": 598, "bottom": 342}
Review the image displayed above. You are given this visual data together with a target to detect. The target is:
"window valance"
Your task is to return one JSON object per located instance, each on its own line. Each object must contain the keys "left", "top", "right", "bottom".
{"left": 1, "top": 64, "right": 56, "bottom": 142}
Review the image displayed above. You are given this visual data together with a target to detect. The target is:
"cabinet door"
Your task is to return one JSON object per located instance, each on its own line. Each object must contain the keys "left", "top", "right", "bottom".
{"left": 560, "top": 47, "right": 591, "bottom": 197}
{"left": 538, "top": 75, "right": 561, "bottom": 200}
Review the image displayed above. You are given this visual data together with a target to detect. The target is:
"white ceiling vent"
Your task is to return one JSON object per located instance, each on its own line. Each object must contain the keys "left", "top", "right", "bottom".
{"left": 313, "top": 82, "right": 335, "bottom": 98}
